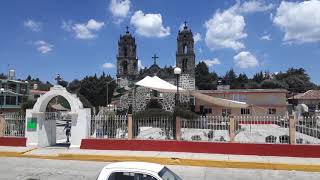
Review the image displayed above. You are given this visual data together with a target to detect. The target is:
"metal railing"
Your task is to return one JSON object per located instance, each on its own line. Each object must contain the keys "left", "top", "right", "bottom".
{"left": 181, "top": 116, "right": 230, "bottom": 142}
{"left": 133, "top": 116, "right": 174, "bottom": 140}
{"left": 295, "top": 116, "right": 320, "bottom": 144}
{"left": 3, "top": 114, "right": 25, "bottom": 137}
{"left": 90, "top": 115, "right": 128, "bottom": 139}
{"left": 83, "top": 114, "right": 320, "bottom": 145}
{"left": 234, "top": 115, "right": 288, "bottom": 144}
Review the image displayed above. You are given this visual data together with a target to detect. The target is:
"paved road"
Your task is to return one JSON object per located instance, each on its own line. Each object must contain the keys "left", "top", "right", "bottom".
{"left": 0, "top": 157, "right": 320, "bottom": 180}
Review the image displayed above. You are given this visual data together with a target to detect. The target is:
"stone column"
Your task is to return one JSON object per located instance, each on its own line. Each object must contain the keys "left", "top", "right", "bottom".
{"left": 176, "top": 116, "right": 182, "bottom": 140}
{"left": 128, "top": 114, "right": 133, "bottom": 140}
{"left": 229, "top": 115, "right": 236, "bottom": 142}
{"left": 289, "top": 115, "right": 296, "bottom": 145}
{"left": 0, "top": 114, "right": 5, "bottom": 137}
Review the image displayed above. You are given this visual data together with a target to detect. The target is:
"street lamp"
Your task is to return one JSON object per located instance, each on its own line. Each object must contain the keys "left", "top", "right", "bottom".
{"left": 174, "top": 67, "right": 181, "bottom": 106}
{"left": 106, "top": 79, "right": 117, "bottom": 107}
{"left": 173, "top": 67, "right": 181, "bottom": 140}
{"left": 0, "top": 88, "right": 4, "bottom": 114}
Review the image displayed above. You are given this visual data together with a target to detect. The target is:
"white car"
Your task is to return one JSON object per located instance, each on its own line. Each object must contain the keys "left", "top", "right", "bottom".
{"left": 97, "top": 162, "right": 182, "bottom": 180}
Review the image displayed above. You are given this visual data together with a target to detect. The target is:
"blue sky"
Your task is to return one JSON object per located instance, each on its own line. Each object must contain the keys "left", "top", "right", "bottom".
{"left": 0, "top": 0, "right": 319, "bottom": 84}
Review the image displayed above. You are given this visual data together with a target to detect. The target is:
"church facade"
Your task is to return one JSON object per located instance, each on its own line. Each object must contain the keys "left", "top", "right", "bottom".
{"left": 116, "top": 23, "right": 196, "bottom": 112}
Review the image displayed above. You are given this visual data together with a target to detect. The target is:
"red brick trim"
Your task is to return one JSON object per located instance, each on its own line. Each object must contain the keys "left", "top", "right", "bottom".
{"left": 81, "top": 139, "right": 320, "bottom": 158}
{"left": 0, "top": 137, "right": 26, "bottom": 147}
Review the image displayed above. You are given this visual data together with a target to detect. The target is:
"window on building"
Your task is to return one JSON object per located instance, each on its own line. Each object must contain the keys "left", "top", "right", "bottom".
{"left": 0, "top": 96, "right": 4, "bottom": 105}
{"left": 8, "top": 83, "right": 16, "bottom": 93}
{"left": 222, "top": 108, "right": 232, "bottom": 117}
{"left": 6, "top": 96, "right": 17, "bottom": 105}
{"left": 20, "top": 84, "right": 27, "bottom": 94}
{"left": 232, "top": 94, "right": 247, "bottom": 102}
{"left": 241, "top": 108, "right": 250, "bottom": 115}
{"left": 204, "top": 107, "right": 212, "bottom": 114}
{"left": 268, "top": 108, "right": 277, "bottom": 115}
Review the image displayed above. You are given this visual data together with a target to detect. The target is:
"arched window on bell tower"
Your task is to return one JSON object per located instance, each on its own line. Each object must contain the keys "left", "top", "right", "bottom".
{"left": 124, "top": 47, "right": 128, "bottom": 57}
{"left": 122, "top": 61, "right": 128, "bottom": 75}
{"left": 182, "top": 58, "right": 188, "bottom": 73}
{"left": 183, "top": 44, "right": 188, "bottom": 54}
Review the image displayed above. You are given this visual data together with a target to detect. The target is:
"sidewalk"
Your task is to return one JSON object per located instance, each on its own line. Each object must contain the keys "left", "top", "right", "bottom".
{"left": 1, "top": 146, "right": 320, "bottom": 172}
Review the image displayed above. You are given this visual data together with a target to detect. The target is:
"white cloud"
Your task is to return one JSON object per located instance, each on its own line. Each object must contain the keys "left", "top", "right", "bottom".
{"left": 233, "top": 51, "right": 259, "bottom": 68}
{"left": 193, "top": 33, "right": 202, "bottom": 44}
{"left": 237, "top": 0, "right": 275, "bottom": 14}
{"left": 61, "top": 20, "right": 73, "bottom": 32}
{"left": 34, "top": 41, "right": 53, "bottom": 54}
{"left": 198, "top": 47, "right": 203, "bottom": 53}
{"left": 260, "top": 34, "right": 271, "bottom": 41}
{"left": 273, "top": 0, "right": 320, "bottom": 43}
{"left": 63, "top": 19, "right": 104, "bottom": 40}
{"left": 102, "top": 62, "right": 115, "bottom": 69}
{"left": 24, "top": 20, "right": 41, "bottom": 32}
{"left": 204, "top": 7, "right": 247, "bottom": 51}
{"left": 130, "top": 10, "right": 170, "bottom": 38}
{"left": 204, "top": 1, "right": 274, "bottom": 51}
{"left": 202, "top": 58, "right": 221, "bottom": 67}
{"left": 138, "top": 60, "right": 144, "bottom": 70}
{"left": 109, "top": 0, "right": 130, "bottom": 23}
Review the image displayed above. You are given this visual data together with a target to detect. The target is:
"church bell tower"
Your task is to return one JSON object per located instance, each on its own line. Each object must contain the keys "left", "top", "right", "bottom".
{"left": 176, "top": 21, "right": 195, "bottom": 76}
{"left": 176, "top": 21, "right": 195, "bottom": 91}
{"left": 117, "top": 27, "right": 138, "bottom": 81}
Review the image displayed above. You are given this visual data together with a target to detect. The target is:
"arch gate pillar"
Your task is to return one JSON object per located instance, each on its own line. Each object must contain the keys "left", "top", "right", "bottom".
{"left": 25, "top": 85, "right": 91, "bottom": 148}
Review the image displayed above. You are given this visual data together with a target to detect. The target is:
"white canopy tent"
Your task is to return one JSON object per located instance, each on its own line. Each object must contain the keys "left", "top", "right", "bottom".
{"left": 135, "top": 76, "right": 249, "bottom": 108}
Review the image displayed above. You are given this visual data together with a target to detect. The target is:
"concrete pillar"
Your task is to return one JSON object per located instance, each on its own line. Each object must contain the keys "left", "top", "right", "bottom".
{"left": 229, "top": 115, "right": 236, "bottom": 142}
{"left": 176, "top": 116, "right": 182, "bottom": 140}
{"left": 0, "top": 114, "right": 5, "bottom": 137}
{"left": 128, "top": 114, "right": 133, "bottom": 140}
{"left": 289, "top": 115, "right": 296, "bottom": 145}
{"left": 70, "top": 108, "right": 91, "bottom": 148}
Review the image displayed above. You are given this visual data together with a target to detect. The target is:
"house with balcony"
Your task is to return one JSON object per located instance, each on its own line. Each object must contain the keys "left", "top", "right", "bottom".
{"left": 0, "top": 79, "right": 30, "bottom": 113}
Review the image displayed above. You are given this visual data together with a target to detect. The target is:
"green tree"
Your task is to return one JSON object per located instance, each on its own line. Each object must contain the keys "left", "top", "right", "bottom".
{"left": 235, "top": 73, "right": 248, "bottom": 89}
{"left": 223, "top": 69, "right": 237, "bottom": 88}
{"left": 261, "top": 79, "right": 288, "bottom": 89}
{"left": 195, "top": 62, "right": 218, "bottom": 90}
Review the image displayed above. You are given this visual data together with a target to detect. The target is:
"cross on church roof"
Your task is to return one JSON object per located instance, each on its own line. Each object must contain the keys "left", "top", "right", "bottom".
{"left": 126, "top": 26, "right": 129, "bottom": 34}
{"left": 184, "top": 20, "right": 188, "bottom": 29}
{"left": 152, "top": 54, "right": 159, "bottom": 65}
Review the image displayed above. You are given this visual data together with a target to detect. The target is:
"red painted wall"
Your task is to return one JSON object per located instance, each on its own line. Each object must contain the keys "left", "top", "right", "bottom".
{"left": 0, "top": 137, "right": 26, "bottom": 147}
{"left": 81, "top": 139, "right": 320, "bottom": 158}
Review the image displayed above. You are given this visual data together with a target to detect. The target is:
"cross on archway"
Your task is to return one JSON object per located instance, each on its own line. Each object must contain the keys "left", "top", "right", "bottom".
{"left": 152, "top": 54, "right": 159, "bottom": 65}
{"left": 55, "top": 74, "right": 62, "bottom": 85}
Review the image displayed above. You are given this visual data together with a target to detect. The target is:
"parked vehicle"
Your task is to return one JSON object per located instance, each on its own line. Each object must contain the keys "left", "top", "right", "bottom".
{"left": 97, "top": 162, "right": 182, "bottom": 180}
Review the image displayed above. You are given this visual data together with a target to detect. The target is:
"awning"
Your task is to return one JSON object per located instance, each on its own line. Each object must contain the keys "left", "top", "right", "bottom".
{"left": 135, "top": 76, "right": 249, "bottom": 108}
{"left": 135, "top": 76, "right": 184, "bottom": 93}
{"left": 190, "top": 91, "right": 249, "bottom": 108}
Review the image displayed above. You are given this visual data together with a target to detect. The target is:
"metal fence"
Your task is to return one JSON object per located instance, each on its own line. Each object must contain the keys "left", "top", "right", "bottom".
{"left": 3, "top": 114, "right": 25, "bottom": 137}
{"left": 234, "top": 115, "right": 289, "bottom": 144}
{"left": 295, "top": 116, "right": 320, "bottom": 144}
{"left": 181, "top": 116, "right": 230, "bottom": 142}
{"left": 90, "top": 115, "right": 128, "bottom": 139}
{"left": 133, "top": 116, "right": 174, "bottom": 140}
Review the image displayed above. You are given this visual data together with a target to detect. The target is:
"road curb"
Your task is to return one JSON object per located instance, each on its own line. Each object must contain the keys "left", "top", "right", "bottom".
{"left": 57, "top": 153, "right": 320, "bottom": 172}
{"left": 1, "top": 151, "right": 320, "bottom": 172}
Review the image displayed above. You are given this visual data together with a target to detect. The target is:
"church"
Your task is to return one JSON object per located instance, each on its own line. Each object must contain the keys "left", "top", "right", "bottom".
{"left": 115, "top": 22, "right": 196, "bottom": 112}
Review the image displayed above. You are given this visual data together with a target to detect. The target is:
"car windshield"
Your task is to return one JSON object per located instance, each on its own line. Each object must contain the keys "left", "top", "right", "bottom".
{"left": 158, "top": 167, "right": 182, "bottom": 180}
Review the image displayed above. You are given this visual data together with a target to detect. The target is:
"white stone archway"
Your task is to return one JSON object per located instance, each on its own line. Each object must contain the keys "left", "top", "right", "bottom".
{"left": 25, "top": 85, "right": 91, "bottom": 148}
